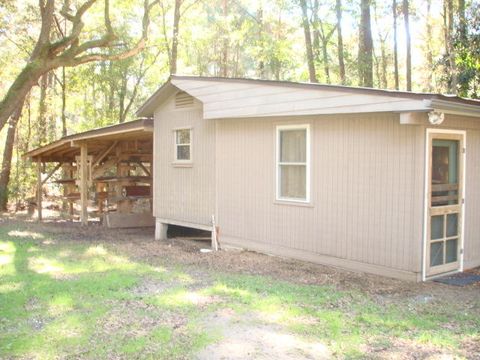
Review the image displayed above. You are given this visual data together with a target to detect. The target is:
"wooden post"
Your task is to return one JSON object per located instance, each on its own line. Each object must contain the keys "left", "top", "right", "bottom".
{"left": 80, "top": 143, "right": 88, "bottom": 225}
{"left": 36, "top": 159, "right": 42, "bottom": 221}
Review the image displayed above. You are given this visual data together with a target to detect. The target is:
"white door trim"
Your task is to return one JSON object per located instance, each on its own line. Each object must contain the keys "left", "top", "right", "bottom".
{"left": 422, "top": 128, "right": 466, "bottom": 281}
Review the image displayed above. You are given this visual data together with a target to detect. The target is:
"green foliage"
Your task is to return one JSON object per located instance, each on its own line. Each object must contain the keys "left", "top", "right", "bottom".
{"left": 1, "top": 222, "right": 479, "bottom": 359}
{"left": 454, "top": 2, "right": 480, "bottom": 98}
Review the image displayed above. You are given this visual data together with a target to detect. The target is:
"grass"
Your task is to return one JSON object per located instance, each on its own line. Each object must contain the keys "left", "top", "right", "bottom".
{"left": 0, "top": 222, "right": 479, "bottom": 359}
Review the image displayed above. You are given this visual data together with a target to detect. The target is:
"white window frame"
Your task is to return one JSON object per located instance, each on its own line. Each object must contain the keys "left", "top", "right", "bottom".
{"left": 173, "top": 127, "right": 192, "bottom": 164}
{"left": 276, "top": 124, "right": 311, "bottom": 203}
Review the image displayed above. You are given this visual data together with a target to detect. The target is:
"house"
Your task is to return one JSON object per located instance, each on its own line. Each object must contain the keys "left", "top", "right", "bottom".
{"left": 137, "top": 75, "right": 480, "bottom": 282}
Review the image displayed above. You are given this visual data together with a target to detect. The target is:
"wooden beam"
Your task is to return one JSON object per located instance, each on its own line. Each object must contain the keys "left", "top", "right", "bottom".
{"left": 135, "top": 161, "right": 151, "bottom": 177}
{"left": 41, "top": 163, "right": 62, "bottom": 186}
{"left": 79, "top": 143, "right": 89, "bottom": 226}
{"left": 37, "top": 160, "right": 42, "bottom": 222}
{"left": 93, "top": 141, "right": 119, "bottom": 167}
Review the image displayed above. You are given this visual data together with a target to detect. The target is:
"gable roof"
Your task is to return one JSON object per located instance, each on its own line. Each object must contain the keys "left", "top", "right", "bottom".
{"left": 137, "top": 75, "right": 480, "bottom": 119}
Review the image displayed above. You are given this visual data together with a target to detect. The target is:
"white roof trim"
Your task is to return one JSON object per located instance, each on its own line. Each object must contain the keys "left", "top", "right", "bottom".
{"left": 424, "top": 99, "right": 480, "bottom": 118}
{"left": 136, "top": 76, "right": 480, "bottom": 119}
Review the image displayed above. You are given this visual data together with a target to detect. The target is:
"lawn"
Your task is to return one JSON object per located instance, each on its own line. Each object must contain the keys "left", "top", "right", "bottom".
{"left": 0, "top": 219, "right": 479, "bottom": 359}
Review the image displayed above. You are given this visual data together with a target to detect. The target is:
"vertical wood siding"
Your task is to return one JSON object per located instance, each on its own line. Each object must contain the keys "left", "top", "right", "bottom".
{"left": 464, "top": 129, "right": 480, "bottom": 267}
{"left": 216, "top": 113, "right": 425, "bottom": 273}
{"left": 153, "top": 95, "right": 215, "bottom": 227}
{"left": 151, "top": 95, "right": 480, "bottom": 276}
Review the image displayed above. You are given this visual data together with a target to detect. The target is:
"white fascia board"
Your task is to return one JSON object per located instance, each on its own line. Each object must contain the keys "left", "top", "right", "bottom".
{"left": 424, "top": 99, "right": 480, "bottom": 118}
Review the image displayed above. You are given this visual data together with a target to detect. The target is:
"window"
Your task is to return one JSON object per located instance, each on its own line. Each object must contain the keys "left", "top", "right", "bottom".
{"left": 174, "top": 128, "right": 191, "bottom": 162}
{"left": 276, "top": 125, "right": 310, "bottom": 202}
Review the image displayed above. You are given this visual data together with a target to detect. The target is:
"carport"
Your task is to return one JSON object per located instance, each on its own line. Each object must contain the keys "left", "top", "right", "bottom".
{"left": 24, "top": 119, "right": 153, "bottom": 227}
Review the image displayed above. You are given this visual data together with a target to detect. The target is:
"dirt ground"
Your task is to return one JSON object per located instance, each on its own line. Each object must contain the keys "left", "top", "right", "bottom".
{"left": 2, "top": 215, "right": 479, "bottom": 359}
{"left": 10, "top": 216, "right": 477, "bottom": 296}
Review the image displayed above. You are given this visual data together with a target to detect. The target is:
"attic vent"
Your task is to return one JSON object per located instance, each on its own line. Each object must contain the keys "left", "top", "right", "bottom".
{"left": 175, "top": 91, "right": 194, "bottom": 108}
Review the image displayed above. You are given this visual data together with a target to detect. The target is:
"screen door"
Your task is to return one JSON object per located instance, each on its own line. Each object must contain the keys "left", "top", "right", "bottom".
{"left": 426, "top": 132, "right": 464, "bottom": 277}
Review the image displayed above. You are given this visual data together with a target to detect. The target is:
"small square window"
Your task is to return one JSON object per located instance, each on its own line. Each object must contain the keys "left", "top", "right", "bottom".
{"left": 174, "top": 128, "right": 192, "bottom": 162}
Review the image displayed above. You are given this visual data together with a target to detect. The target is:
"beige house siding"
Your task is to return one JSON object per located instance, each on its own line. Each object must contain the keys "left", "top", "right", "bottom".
{"left": 153, "top": 93, "right": 215, "bottom": 228}
{"left": 144, "top": 77, "right": 480, "bottom": 281}
{"left": 150, "top": 87, "right": 480, "bottom": 280}
{"left": 215, "top": 113, "right": 425, "bottom": 279}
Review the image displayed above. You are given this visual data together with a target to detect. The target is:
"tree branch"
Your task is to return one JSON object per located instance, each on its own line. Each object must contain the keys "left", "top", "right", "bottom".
{"left": 51, "top": 0, "right": 98, "bottom": 55}
{"left": 31, "top": 0, "right": 55, "bottom": 59}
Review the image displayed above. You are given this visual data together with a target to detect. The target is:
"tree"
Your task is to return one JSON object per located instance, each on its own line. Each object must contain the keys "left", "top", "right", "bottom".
{"left": 372, "top": 1, "right": 389, "bottom": 88}
{"left": 443, "top": 0, "right": 457, "bottom": 93}
{"left": 170, "top": 0, "right": 182, "bottom": 74}
{"left": 393, "top": 0, "right": 399, "bottom": 90}
{"left": 403, "top": 0, "right": 412, "bottom": 91}
{"left": 424, "top": 0, "right": 434, "bottom": 91}
{"left": 299, "top": 0, "right": 317, "bottom": 82}
{"left": 118, "top": 49, "right": 162, "bottom": 123}
{"left": 312, "top": 0, "right": 336, "bottom": 84}
{"left": 158, "top": 0, "right": 202, "bottom": 75}
{"left": 358, "top": 0, "right": 373, "bottom": 87}
{"left": 454, "top": 2, "right": 480, "bottom": 98}
{"left": 458, "top": 0, "right": 466, "bottom": 40}
{"left": 335, "top": 0, "right": 346, "bottom": 84}
{"left": 36, "top": 73, "right": 51, "bottom": 146}
{"left": 0, "top": 102, "right": 24, "bottom": 210}
{"left": 0, "top": 0, "right": 159, "bottom": 134}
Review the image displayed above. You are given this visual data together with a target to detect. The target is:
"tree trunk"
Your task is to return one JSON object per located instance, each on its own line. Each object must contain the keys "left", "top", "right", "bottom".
{"left": 372, "top": 1, "right": 387, "bottom": 88}
{"left": 118, "top": 77, "right": 127, "bottom": 123}
{"left": 170, "top": 0, "right": 182, "bottom": 74}
{"left": 321, "top": 39, "right": 331, "bottom": 84}
{"left": 380, "top": 41, "right": 388, "bottom": 89}
{"left": 403, "top": 0, "right": 412, "bottom": 91}
{"left": 300, "top": 0, "right": 317, "bottom": 83}
{"left": 221, "top": 0, "right": 229, "bottom": 77}
{"left": 0, "top": 102, "right": 24, "bottom": 211}
{"left": 61, "top": 67, "right": 67, "bottom": 136}
{"left": 37, "top": 74, "right": 49, "bottom": 147}
{"left": 312, "top": 1, "right": 331, "bottom": 84}
{"left": 336, "top": 0, "right": 346, "bottom": 84}
{"left": 458, "top": 0, "right": 466, "bottom": 40}
{"left": 443, "top": 0, "right": 458, "bottom": 94}
{"left": 0, "top": 61, "right": 49, "bottom": 133}
{"left": 358, "top": 0, "right": 373, "bottom": 87}
{"left": 393, "top": 0, "right": 399, "bottom": 90}
{"left": 426, "top": 0, "right": 433, "bottom": 91}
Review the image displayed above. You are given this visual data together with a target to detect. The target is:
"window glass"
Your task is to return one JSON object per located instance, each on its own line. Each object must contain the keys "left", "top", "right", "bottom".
{"left": 280, "top": 165, "right": 306, "bottom": 199}
{"left": 176, "top": 145, "right": 190, "bottom": 160}
{"left": 280, "top": 130, "right": 306, "bottom": 163}
{"left": 176, "top": 129, "right": 190, "bottom": 144}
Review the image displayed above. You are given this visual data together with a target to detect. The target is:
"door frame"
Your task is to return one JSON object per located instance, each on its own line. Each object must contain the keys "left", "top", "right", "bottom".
{"left": 422, "top": 128, "right": 466, "bottom": 281}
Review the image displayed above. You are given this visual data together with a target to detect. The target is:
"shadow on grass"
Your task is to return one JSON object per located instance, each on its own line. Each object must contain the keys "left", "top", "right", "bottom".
{"left": 1, "top": 222, "right": 479, "bottom": 359}
{"left": 0, "top": 225, "right": 168, "bottom": 358}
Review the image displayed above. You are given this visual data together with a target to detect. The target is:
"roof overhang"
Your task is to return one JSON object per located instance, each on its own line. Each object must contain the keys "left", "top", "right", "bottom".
{"left": 424, "top": 99, "right": 480, "bottom": 118}
{"left": 136, "top": 75, "right": 480, "bottom": 120}
{"left": 136, "top": 79, "right": 178, "bottom": 118}
{"left": 24, "top": 119, "right": 153, "bottom": 162}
